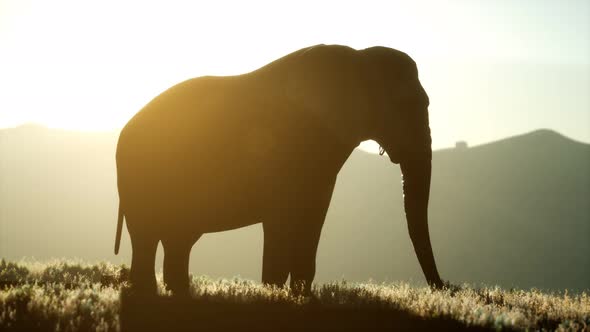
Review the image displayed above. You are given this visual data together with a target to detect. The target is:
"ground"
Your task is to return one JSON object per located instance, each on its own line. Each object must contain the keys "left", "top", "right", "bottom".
{"left": 0, "top": 259, "right": 588, "bottom": 331}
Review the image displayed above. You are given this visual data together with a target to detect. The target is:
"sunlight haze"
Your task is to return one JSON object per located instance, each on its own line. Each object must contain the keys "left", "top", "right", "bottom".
{"left": 1, "top": 0, "right": 589, "bottom": 151}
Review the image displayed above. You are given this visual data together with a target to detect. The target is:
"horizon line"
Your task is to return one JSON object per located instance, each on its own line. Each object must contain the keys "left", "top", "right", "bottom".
{"left": 2, "top": 123, "right": 588, "bottom": 153}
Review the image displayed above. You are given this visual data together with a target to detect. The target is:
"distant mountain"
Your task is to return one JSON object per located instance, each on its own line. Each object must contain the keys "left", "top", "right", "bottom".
{"left": 323, "top": 129, "right": 590, "bottom": 292}
{"left": 1, "top": 126, "right": 588, "bottom": 292}
{"left": 433, "top": 130, "right": 590, "bottom": 290}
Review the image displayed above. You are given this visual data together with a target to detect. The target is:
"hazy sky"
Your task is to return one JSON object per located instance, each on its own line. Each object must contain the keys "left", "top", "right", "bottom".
{"left": 1, "top": 0, "right": 589, "bottom": 151}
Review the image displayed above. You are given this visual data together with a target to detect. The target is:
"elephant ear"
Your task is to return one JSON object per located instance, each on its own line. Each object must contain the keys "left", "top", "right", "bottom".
{"left": 283, "top": 46, "right": 367, "bottom": 134}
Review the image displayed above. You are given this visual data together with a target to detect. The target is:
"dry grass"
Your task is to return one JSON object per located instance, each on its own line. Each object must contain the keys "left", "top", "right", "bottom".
{"left": 0, "top": 259, "right": 588, "bottom": 331}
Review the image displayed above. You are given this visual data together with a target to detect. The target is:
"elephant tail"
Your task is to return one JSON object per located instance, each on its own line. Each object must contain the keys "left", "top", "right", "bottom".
{"left": 114, "top": 201, "right": 124, "bottom": 255}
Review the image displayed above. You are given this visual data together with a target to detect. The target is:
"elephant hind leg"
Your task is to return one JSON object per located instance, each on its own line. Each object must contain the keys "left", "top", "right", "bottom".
{"left": 162, "top": 235, "right": 198, "bottom": 296}
{"left": 129, "top": 231, "right": 159, "bottom": 295}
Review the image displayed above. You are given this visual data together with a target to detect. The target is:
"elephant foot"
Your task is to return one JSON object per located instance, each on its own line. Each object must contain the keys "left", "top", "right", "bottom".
{"left": 290, "top": 279, "right": 313, "bottom": 297}
{"left": 427, "top": 277, "right": 446, "bottom": 291}
{"left": 262, "top": 280, "right": 287, "bottom": 291}
{"left": 164, "top": 282, "right": 191, "bottom": 298}
{"left": 128, "top": 269, "right": 158, "bottom": 296}
{"left": 121, "top": 280, "right": 159, "bottom": 302}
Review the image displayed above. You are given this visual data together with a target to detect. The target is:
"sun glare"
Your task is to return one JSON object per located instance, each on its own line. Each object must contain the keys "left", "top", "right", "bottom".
{"left": 2, "top": 0, "right": 589, "bottom": 149}
{"left": 0, "top": 1, "right": 445, "bottom": 133}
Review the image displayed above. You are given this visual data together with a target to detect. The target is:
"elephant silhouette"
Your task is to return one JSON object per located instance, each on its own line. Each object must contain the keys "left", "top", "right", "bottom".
{"left": 114, "top": 44, "right": 443, "bottom": 295}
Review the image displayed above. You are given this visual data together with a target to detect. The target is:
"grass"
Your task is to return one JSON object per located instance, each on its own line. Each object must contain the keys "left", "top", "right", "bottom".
{"left": 0, "top": 259, "right": 588, "bottom": 331}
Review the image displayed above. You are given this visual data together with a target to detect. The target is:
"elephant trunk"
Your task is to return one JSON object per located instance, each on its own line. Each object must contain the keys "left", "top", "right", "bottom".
{"left": 400, "top": 158, "right": 443, "bottom": 289}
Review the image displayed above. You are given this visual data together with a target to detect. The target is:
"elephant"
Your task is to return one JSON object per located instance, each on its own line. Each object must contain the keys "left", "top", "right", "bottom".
{"left": 114, "top": 44, "right": 444, "bottom": 295}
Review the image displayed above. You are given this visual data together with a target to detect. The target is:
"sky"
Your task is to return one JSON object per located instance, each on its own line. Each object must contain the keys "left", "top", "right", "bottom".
{"left": 1, "top": 0, "right": 589, "bottom": 151}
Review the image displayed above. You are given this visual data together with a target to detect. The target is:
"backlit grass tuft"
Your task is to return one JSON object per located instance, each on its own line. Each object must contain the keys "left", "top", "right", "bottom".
{"left": 0, "top": 259, "right": 588, "bottom": 331}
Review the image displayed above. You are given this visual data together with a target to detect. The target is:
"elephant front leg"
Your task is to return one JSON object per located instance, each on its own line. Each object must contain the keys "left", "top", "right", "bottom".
{"left": 262, "top": 180, "right": 335, "bottom": 295}
{"left": 262, "top": 222, "right": 323, "bottom": 295}
{"left": 261, "top": 223, "right": 290, "bottom": 287}
{"left": 289, "top": 221, "right": 323, "bottom": 296}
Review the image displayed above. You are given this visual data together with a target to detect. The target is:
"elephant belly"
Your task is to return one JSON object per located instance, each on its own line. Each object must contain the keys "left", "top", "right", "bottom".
{"left": 121, "top": 150, "right": 337, "bottom": 235}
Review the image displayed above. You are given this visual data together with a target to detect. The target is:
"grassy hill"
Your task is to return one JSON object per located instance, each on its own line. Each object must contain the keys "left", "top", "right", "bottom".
{"left": 0, "top": 260, "right": 588, "bottom": 332}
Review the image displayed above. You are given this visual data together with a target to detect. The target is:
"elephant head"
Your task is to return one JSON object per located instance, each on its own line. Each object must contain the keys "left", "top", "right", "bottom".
{"left": 362, "top": 47, "right": 444, "bottom": 289}
{"left": 275, "top": 44, "right": 443, "bottom": 288}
